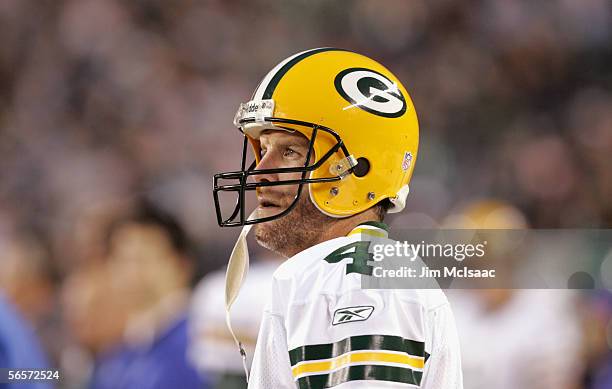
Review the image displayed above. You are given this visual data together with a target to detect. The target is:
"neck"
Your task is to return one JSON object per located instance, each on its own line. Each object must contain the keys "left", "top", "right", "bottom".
{"left": 322, "top": 209, "right": 381, "bottom": 241}
{"left": 285, "top": 209, "right": 381, "bottom": 257}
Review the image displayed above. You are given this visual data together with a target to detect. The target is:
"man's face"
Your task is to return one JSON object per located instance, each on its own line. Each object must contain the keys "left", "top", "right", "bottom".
{"left": 254, "top": 130, "right": 311, "bottom": 218}
{"left": 253, "top": 130, "right": 334, "bottom": 257}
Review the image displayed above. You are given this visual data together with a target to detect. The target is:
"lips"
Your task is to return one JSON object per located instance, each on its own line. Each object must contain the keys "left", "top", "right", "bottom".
{"left": 257, "top": 197, "right": 281, "bottom": 208}
{"left": 259, "top": 201, "right": 279, "bottom": 208}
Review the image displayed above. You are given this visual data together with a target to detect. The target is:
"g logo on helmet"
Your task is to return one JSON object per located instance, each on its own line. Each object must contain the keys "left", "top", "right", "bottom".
{"left": 334, "top": 67, "right": 407, "bottom": 118}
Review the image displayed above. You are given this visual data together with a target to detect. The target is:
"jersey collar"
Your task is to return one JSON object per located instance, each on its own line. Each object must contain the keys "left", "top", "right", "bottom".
{"left": 347, "top": 221, "right": 389, "bottom": 239}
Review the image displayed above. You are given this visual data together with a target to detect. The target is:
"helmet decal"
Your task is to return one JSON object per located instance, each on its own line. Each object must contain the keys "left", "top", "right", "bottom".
{"left": 334, "top": 67, "right": 406, "bottom": 118}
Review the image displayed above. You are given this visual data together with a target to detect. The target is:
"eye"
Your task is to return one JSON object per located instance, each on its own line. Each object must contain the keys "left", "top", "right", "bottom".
{"left": 259, "top": 147, "right": 267, "bottom": 158}
{"left": 283, "top": 148, "right": 299, "bottom": 158}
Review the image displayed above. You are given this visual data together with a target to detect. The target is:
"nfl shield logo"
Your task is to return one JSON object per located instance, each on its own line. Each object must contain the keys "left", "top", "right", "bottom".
{"left": 402, "top": 152, "right": 413, "bottom": 171}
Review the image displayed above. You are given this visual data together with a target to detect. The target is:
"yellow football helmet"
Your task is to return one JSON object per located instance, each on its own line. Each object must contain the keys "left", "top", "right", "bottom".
{"left": 213, "top": 48, "right": 419, "bottom": 226}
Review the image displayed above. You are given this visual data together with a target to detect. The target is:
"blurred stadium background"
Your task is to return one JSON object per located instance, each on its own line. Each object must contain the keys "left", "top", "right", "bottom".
{"left": 0, "top": 0, "right": 611, "bottom": 388}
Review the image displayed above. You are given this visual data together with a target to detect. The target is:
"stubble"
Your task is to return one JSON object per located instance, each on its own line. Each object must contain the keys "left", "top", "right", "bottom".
{"left": 254, "top": 191, "right": 336, "bottom": 258}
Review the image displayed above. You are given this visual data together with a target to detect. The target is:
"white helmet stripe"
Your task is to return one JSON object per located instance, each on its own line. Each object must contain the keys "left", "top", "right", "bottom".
{"left": 252, "top": 49, "right": 312, "bottom": 100}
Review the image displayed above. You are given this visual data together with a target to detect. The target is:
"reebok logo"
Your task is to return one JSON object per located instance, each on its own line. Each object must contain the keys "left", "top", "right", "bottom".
{"left": 332, "top": 306, "right": 375, "bottom": 326}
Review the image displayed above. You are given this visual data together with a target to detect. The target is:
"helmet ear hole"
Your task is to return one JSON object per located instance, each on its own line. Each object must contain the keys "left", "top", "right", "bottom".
{"left": 353, "top": 157, "right": 370, "bottom": 177}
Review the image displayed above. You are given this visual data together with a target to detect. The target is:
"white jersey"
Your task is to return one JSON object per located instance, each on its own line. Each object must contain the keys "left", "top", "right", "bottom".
{"left": 248, "top": 222, "right": 463, "bottom": 389}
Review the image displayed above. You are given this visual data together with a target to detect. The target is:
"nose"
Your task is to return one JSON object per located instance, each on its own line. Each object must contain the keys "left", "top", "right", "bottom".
{"left": 253, "top": 151, "right": 278, "bottom": 184}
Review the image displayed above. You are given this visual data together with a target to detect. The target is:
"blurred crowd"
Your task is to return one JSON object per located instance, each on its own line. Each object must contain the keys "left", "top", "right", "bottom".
{"left": 0, "top": 0, "right": 611, "bottom": 388}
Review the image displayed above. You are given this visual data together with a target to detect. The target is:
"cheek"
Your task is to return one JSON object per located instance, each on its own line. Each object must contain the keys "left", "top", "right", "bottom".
{"left": 280, "top": 185, "right": 311, "bottom": 210}
{"left": 277, "top": 178, "right": 303, "bottom": 200}
{"left": 280, "top": 169, "right": 308, "bottom": 182}
{"left": 281, "top": 155, "right": 314, "bottom": 181}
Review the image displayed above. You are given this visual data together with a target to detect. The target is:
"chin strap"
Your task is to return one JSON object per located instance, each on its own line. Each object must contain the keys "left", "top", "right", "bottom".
{"left": 225, "top": 212, "right": 256, "bottom": 383}
{"left": 388, "top": 184, "right": 410, "bottom": 214}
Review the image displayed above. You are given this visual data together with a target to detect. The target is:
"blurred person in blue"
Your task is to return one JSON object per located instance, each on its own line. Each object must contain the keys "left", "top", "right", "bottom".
{"left": 86, "top": 201, "right": 210, "bottom": 389}
{"left": 61, "top": 262, "right": 130, "bottom": 387}
{"left": 0, "top": 233, "right": 59, "bottom": 370}
{"left": 0, "top": 293, "right": 52, "bottom": 389}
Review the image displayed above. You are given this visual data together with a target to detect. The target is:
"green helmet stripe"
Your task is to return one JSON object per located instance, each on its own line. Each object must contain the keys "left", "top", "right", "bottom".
{"left": 255, "top": 48, "right": 348, "bottom": 100}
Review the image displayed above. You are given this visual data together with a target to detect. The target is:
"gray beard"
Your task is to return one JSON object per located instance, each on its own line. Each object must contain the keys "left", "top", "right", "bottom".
{"left": 254, "top": 191, "right": 337, "bottom": 258}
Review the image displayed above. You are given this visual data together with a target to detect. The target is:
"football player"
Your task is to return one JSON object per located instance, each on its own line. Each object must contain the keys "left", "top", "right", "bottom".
{"left": 213, "top": 48, "right": 463, "bottom": 388}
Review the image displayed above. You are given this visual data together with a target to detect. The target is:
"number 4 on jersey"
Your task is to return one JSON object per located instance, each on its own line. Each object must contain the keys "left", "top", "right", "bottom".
{"left": 323, "top": 241, "right": 373, "bottom": 276}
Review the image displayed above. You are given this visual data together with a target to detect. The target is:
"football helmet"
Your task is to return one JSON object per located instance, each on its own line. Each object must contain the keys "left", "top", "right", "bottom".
{"left": 213, "top": 48, "right": 419, "bottom": 226}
